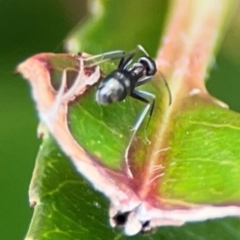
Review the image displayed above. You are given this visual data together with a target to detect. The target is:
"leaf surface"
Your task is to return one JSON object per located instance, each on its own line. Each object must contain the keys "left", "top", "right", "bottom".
{"left": 19, "top": 0, "right": 240, "bottom": 239}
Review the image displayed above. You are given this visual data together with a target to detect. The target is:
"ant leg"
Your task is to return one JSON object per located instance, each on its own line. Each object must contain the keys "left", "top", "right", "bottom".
{"left": 86, "top": 45, "right": 140, "bottom": 67}
{"left": 125, "top": 90, "right": 155, "bottom": 172}
{"left": 136, "top": 45, "right": 150, "bottom": 57}
{"left": 86, "top": 45, "right": 147, "bottom": 69}
{"left": 136, "top": 73, "right": 172, "bottom": 105}
{"left": 127, "top": 90, "right": 155, "bottom": 145}
{"left": 118, "top": 45, "right": 153, "bottom": 69}
{"left": 86, "top": 50, "right": 127, "bottom": 67}
{"left": 119, "top": 45, "right": 152, "bottom": 69}
{"left": 118, "top": 53, "right": 135, "bottom": 70}
{"left": 131, "top": 90, "right": 156, "bottom": 131}
{"left": 85, "top": 45, "right": 149, "bottom": 68}
{"left": 118, "top": 56, "right": 125, "bottom": 68}
{"left": 135, "top": 75, "right": 153, "bottom": 87}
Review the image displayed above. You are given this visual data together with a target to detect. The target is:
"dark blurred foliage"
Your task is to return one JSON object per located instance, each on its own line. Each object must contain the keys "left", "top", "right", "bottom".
{"left": 208, "top": 2, "right": 240, "bottom": 112}
{"left": 0, "top": 1, "right": 86, "bottom": 239}
{"left": 1, "top": 0, "right": 240, "bottom": 239}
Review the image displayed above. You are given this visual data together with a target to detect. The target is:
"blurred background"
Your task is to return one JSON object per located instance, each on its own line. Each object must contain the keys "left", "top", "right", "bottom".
{"left": 0, "top": 1, "right": 86, "bottom": 239}
{"left": 1, "top": 0, "right": 240, "bottom": 239}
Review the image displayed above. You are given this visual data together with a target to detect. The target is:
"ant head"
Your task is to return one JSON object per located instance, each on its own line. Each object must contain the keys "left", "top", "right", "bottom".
{"left": 96, "top": 73, "right": 127, "bottom": 105}
{"left": 138, "top": 56, "right": 157, "bottom": 76}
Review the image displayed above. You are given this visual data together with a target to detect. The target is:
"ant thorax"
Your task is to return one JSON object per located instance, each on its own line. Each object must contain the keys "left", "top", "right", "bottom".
{"left": 129, "top": 63, "right": 147, "bottom": 80}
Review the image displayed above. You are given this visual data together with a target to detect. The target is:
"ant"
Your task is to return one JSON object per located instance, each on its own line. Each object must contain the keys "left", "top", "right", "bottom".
{"left": 94, "top": 45, "right": 171, "bottom": 144}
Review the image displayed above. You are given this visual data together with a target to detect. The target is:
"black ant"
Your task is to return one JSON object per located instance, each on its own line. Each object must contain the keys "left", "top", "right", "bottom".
{"left": 94, "top": 45, "right": 171, "bottom": 143}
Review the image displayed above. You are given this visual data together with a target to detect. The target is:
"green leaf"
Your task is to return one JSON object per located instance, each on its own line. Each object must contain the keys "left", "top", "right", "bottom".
{"left": 19, "top": 0, "right": 240, "bottom": 239}
{"left": 160, "top": 96, "right": 240, "bottom": 204}
{"left": 26, "top": 135, "right": 240, "bottom": 240}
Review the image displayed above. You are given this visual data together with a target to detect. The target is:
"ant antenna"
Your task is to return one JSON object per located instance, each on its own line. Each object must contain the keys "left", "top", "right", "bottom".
{"left": 158, "top": 71, "right": 172, "bottom": 105}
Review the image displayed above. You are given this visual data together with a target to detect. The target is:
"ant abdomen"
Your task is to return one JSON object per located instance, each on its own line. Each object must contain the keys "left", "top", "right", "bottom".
{"left": 96, "top": 72, "right": 128, "bottom": 104}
